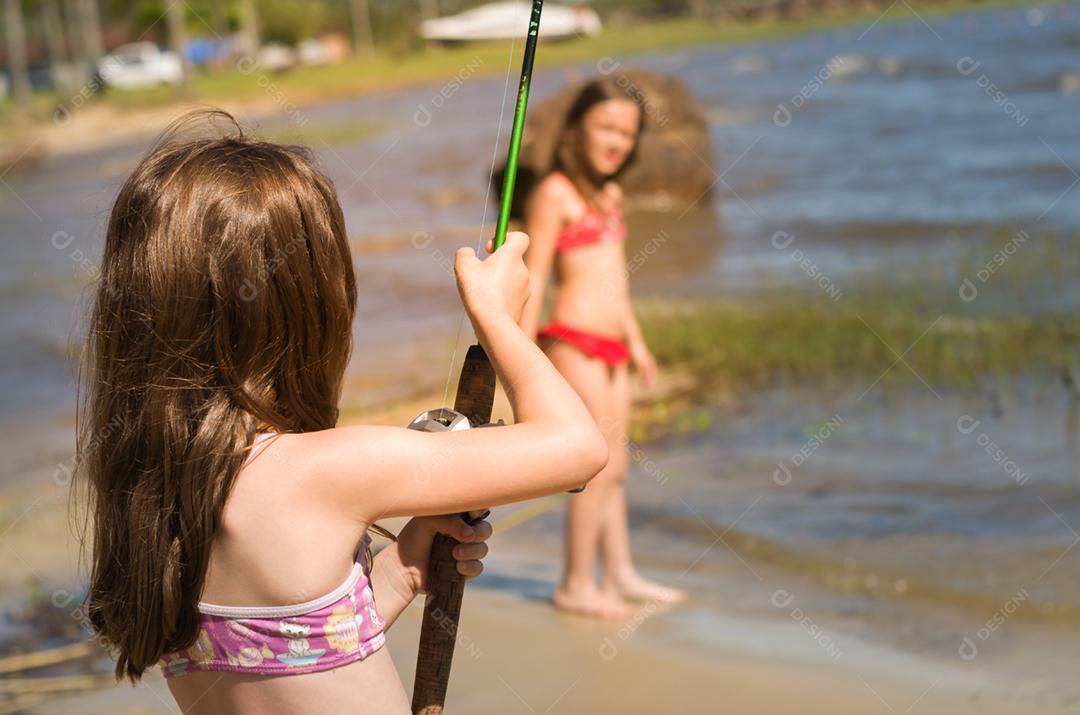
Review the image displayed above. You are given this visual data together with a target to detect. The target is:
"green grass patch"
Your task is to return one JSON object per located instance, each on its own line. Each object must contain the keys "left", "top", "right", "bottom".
{"left": 640, "top": 296, "right": 1080, "bottom": 391}
{"left": 641, "top": 226, "right": 1080, "bottom": 393}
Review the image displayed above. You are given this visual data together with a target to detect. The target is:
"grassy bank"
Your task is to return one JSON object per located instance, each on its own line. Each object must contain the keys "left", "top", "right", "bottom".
{"left": 640, "top": 223, "right": 1080, "bottom": 396}
{"left": 625, "top": 292, "right": 1077, "bottom": 444}
{"left": 0, "top": 0, "right": 1041, "bottom": 147}
{"left": 639, "top": 295, "right": 1080, "bottom": 394}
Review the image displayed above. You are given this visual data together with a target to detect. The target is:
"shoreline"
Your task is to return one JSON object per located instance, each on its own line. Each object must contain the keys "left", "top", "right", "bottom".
{"left": 8, "top": 583, "right": 1069, "bottom": 714}
{"left": 0, "top": 0, "right": 1044, "bottom": 166}
{"left": 1, "top": 377, "right": 1076, "bottom": 712}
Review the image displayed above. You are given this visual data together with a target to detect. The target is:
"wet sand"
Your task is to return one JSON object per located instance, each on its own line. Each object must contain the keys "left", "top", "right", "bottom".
{"left": 8, "top": 580, "right": 1066, "bottom": 715}
{"left": 0, "top": 509, "right": 1062, "bottom": 715}
{"left": 3, "top": 383, "right": 1078, "bottom": 713}
{"left": 390, "top": 586, "right": 1064, "bottom": 715}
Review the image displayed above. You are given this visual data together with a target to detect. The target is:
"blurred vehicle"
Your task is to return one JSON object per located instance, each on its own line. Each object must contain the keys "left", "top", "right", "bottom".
{"left": 256, "top": 42, "right": 297, "bottom": 72}
{"left": 0, "top": 64, "right": 57, "bottom": 97}
{"left": 97, "top": 42, "right": 182, "bottom": 89}
{"left": 297, "top": 33, "right": 350, "bottom": 66}
{"left": 420, "top": 1, "right": 602, "bottom": 42}
{"left": 298, "top": 38, "right": 329, "bottom": 66}
{"left": 186, "top": 37, "right": 236, "bottom": 67}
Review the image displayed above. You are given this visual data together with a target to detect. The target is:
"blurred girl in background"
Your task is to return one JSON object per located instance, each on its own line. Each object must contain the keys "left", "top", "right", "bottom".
{"left": 520, "top": 78, "right": 687, "bottom": 619}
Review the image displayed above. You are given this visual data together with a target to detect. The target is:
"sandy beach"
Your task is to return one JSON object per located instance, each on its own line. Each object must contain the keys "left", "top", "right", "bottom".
{"left": 2, "top": 380, "right": 1078, "bottom": 714}
{"left": 2, "top": 502, "right": 1070, "bottom": 715}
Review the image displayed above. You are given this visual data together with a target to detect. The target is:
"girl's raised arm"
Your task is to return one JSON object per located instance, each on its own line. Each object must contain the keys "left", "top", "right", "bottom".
{"left": 308, "top": 233, "right": 608, "bottom": 524}
{"left": 519, "top": 178, "right": 565, "bottom": 340}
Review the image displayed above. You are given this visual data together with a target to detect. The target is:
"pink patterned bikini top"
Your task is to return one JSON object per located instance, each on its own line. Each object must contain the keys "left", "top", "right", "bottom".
{"left": 159, "top": 433, "right": 386, "bottom": 678}
{"left": 159, "top": 537, "right": 385, "bottom": 678}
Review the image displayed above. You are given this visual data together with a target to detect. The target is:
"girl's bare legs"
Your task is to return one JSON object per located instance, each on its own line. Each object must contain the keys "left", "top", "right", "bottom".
{"left": 599, "top": 364, "right": 687, "bottom": 604}
{"left": 545, "top": 340, "right": 636, "bottom": 620}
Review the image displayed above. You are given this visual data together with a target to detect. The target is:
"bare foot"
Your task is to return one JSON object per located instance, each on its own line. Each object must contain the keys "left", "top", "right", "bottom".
{"left": 553, "top": 582, "right": 637, "bottom": 620}
{"left": 612, "top": 574, "right": 687, "bottom": 605}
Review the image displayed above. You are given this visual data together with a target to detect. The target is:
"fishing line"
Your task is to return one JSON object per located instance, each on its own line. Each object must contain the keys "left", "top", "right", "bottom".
{"left": 440, "top": 5, "right": 523, "bottom": 409}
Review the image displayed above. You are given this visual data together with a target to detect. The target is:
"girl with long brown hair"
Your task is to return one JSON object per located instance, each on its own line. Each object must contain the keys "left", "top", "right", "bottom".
{"left": 74, "top": 110, "right": 607, "bottom": 713}
{"left": 520, "top": 77, "right": 687, "bottom": 619}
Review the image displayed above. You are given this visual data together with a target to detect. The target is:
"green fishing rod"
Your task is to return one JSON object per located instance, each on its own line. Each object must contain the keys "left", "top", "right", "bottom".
{"left": 411, "top": 3, "right": 544, "bottom": 713}
{"left": 492, "top": 0, "right": 543, "bottom": 250}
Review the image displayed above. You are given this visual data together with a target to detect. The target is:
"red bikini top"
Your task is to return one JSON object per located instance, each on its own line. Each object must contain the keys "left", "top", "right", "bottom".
{"left": 556, "top": 205, "right": 627, "bottom": 252}
{"left": 547, "top": 172, "right": 627, "bottom": 252}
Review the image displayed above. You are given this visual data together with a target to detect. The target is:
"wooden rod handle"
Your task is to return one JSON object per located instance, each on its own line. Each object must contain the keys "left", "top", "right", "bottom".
{"left": 411, "top": 344, "right": 496, "bottom": 714}
{"left": 411, "top": 532, "right": 466, "bottom": 715}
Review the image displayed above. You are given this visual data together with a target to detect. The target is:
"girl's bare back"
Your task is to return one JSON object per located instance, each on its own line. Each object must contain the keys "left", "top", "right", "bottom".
{"left": 167, "top": 431, "right": 410, "bottom": 714}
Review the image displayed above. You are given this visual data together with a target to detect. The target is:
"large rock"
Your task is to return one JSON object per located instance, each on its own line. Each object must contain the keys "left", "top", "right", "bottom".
{"left": 496, "top": 68, "right": 715, "bottom": 216}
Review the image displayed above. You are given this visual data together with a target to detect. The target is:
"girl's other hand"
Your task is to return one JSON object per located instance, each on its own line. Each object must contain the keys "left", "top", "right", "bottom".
{"left": 395, "top": 511, "right": 493, "bottom": 594}
{"left": 629, "top": 341, "right": 658, "bottom": 391}
{"left": 455, "top": 232, "right": 531, "bottom": 325}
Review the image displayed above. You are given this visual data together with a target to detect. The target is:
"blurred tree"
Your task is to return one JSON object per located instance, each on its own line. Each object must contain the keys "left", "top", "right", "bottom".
{"left": 41, "top": 0, "right": 73, "bottom": 90}
{"left": 64, "top": 0, "right": 102, "bottom": 86}
{"left": 75, "top": 0, "right": 102, "bottom": 56}
{"left": 237, "top": 0, "right": 258, "bottom": 58}
{"left": 259, "top": 0, "right": 322, "bottom": 45}
{"left": 687, "top": 0, "right": 712, "bottom": 17}
{"left": 348, "top": 0, "right": 373, "bottom": 55}
{"left": 210, "top": 0, "right": 227, "bottom": 37}
{"left": 165, "top": 0, "right": 188, "bottom": 85}
{"left": 3, "top": 0, "right": 31, "bottom": 105}
{"left": 418, "top": 0, "right": 437, "bottom": 21}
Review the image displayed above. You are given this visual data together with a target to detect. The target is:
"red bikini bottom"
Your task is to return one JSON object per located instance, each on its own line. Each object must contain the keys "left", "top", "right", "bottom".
{"left": 537, "top": 322, "right": 630, "bottom": 366}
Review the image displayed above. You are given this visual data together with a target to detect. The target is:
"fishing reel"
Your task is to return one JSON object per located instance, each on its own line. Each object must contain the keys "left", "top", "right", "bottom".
{"left": 406, "top": 407, "right": 586, "bottom": 493}
{"left": 407, "top": 407, "right": 503, "bottom": 433}
{"left": 407, "top": 407, "right": 476, "bottom": 433}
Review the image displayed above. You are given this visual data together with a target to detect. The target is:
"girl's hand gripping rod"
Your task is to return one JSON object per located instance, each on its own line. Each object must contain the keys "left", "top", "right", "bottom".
{"left": 409, "top": 3, "right": 544, "bottom": 714}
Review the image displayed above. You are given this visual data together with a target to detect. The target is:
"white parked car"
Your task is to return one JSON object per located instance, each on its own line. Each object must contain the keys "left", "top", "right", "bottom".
{"left": 255, "top": 43, "right": 297, "bottom": 72}
{"left": 97, "top": 42, "right": 183, "bottom": 90}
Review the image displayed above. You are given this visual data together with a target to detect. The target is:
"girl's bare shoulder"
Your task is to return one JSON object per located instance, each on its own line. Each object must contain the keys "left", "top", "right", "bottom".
{"left": 237, "top": 426, "right": 392, "bottom": 494}
{"left": 603, "top": 180, "right": 623, "bottom": 203}
{"left": 277, "top": 424, "right": 415, "bottom": 517}
{"left": 533, "top": 171, "right": 576, "bottom": 205}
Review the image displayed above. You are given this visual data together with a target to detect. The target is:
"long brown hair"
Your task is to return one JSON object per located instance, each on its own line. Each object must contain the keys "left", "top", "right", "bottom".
{"left": 74, "top": 110, "right": 357, "bottom": 682}
{"left": 551, "top": 76, "right": 646, "bottom": 209}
